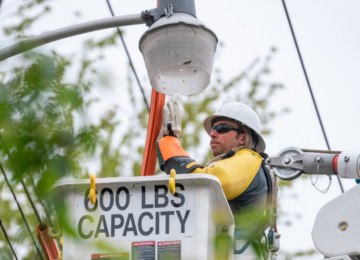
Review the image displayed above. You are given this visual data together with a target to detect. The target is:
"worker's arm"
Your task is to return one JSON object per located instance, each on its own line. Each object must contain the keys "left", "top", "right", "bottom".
{"left": 157, "top": 136, "right": 262, "bottom": 200}
{"left": 189, "top": 150, "right": 262, "bottom": 200}
{"left": 157, "top": 136, "right": 203, "bottom": 173}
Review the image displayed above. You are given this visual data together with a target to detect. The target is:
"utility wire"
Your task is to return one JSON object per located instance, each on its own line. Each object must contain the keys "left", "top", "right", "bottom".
{"left": 28, "top": 175, "right": 62, "bottom": 250}
{"left": 105, "top": 0, "right": 150, "bottom": 112}
{"left": 0, "top": 132, "right": 61, "bottom": 250}
{"left": 281, "top": 0, "right": 344, "bottom": 193}
{"left": 29, "top": 174, "right": 62, "bottom": 249}
{"left": 28, "top": 175, "right": 54, "bottom": 228}
{"left": 0, "top": 133, "right": 47, "bottom": 228}
{"left": 0, "top": 163, "right": 44, "bottom": 259}
{"left": 0, "top": 0, "right": 3, "bottom": 14}
{"left": 0, "top": 218, "right": 19, "bottom": 260}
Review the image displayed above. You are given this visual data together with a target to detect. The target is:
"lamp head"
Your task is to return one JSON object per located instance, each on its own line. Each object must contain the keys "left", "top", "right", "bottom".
{"left": 139, "top": 13, "right": 218, "bottom": 96}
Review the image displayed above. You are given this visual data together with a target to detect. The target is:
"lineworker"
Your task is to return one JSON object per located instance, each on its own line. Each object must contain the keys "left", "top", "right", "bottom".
{"left": 157, "top": 99, "right": 272, "bottom": 236}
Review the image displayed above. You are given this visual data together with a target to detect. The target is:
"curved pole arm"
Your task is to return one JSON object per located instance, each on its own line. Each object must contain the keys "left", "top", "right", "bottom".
{"left": 0, "top": 13, "right": 145, "bottom": 61}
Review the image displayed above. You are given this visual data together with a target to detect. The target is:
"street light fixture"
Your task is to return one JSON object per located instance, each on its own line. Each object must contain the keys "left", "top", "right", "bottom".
{"left": 140, "top": 12, "right": 218, "bottom": 96}
{"left": 140, "top": 0, "right": 218, "bottom": 95}
{"left": 0, "top": 0, "right": 218, "bottom": 96}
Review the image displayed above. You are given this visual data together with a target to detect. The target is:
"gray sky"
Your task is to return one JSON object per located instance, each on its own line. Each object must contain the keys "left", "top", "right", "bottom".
{"left": 1, "top": 0, "right": 360, "bottom": 258}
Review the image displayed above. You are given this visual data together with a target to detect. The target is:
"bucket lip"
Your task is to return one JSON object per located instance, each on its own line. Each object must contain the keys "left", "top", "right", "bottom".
{"left": 139, "top": 13, "right": 218, "bottom": 52}
{"left": 51, "top": 174, "right": 222, "bottom": 193}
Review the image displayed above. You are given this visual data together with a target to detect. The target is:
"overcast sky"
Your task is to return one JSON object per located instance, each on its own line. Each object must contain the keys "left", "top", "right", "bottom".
{"left": 1, "top": 0, "right": 360, "bottom": 259}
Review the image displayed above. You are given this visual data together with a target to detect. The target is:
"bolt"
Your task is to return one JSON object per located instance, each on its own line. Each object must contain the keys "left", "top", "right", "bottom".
{"left": 315, "top": 156, "right": 322, "bottom": 163}
{"left": 341, "top": 225, "right": 347, "bottom": 231}
{"left": 284, "top": 158, "right": 291, "bottom": 164}
{"left": 344, "top": 156, "right": 350, "bottom": 162}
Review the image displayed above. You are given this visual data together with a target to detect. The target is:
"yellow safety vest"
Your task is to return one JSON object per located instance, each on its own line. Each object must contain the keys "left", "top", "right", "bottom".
{"left": 190, "top": 149, "right": 262, "bottom": 200}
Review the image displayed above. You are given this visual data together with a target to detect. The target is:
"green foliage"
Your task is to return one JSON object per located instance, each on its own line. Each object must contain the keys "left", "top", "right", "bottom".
{"left": 4, "top": 0, "right": 51, "bottom": 37}
{"left": 1, "top": 55, "right": 88, "bottom": 184}
{"left": 0, "top": 1, "right": 133, "bottom": 253}
{"left": 0, "top": 53, "right": 99, "bottom": 258}
{"left": 0, "top": 1, "right": 307, "bottom": 259}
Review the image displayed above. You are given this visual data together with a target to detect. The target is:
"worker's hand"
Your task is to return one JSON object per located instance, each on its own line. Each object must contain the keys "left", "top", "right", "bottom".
{"left": 158, "top": 101, "right": 182, "bottom": 140}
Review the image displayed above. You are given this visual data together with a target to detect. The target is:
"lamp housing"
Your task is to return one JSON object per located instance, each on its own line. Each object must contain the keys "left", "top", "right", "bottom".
{"left": 139, "top": 13, "right": 218, "bottom": 96}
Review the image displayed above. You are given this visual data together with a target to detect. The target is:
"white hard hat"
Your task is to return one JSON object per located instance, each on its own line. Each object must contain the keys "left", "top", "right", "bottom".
{"left": 204, "top": 99, "right": 266, "bottom": 152}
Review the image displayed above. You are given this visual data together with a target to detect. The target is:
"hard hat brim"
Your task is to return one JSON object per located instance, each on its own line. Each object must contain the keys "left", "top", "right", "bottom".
{"left": 204, "top": 115, "right": 266, "bottom": 153}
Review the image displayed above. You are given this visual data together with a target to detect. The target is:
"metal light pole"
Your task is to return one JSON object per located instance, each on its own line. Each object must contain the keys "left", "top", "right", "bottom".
{"left": 0, "top": 14, "right": 145, "bottom": 61}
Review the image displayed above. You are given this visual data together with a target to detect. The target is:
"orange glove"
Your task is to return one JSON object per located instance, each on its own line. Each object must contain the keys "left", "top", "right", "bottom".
{"left": 157, "top": 136, "right": 203, "bottom": 174}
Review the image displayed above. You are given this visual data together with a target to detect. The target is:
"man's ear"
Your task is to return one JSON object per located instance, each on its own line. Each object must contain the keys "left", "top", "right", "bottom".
{"left": 238, "top": 133, "right": 246, "bottom": 145}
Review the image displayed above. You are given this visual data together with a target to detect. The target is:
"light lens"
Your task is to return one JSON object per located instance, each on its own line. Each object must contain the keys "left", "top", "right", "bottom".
{"left": 140, "top": 14, "right": 217, "bottom": 96}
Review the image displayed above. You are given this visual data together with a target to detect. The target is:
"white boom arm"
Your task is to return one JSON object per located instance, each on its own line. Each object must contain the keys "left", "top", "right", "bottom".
{"left": 264, "top": 147, "right": 360, "bottom": 181}
{"left": 267, "top": 147, "right": 360, "bottom": 260}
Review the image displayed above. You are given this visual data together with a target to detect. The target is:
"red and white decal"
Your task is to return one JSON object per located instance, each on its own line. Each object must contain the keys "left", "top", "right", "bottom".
{"left": 158, "top": 240, "right": 181, "bottom": 246}
{"left": 132, "top": 241, "right": 155, "bottom": 246}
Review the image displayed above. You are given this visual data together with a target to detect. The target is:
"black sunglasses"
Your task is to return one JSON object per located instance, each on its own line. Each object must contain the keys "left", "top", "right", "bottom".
{"left": 211, "top": 124, "right": 244, "bottom": 134}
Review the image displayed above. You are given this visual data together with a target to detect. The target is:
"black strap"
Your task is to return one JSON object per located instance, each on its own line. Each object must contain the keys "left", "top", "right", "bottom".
{"left": 222, "top": 151, "right": 235, "bottom": 160}
{"left": 252, "top": 162, "right": 273, "bottom": 239}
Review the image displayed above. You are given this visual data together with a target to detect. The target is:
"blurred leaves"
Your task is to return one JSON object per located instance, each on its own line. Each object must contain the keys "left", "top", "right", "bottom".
{"left": 0, "top": 0, "right": 305, "bottom": 259}
{"left": 0, "top": 54, "right": 94, "bottom": 192}
{"left": 4, "top": 0, "right": 51, "bottom": 37}
{"left": 0, "top": 1, "right": 128, "bottom": 254}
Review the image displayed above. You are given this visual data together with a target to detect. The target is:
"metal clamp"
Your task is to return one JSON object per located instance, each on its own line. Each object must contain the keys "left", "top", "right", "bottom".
{"left": 264, "top": 147, "right": 305, "bottom": 180}
{"left": 267, "top": 230, "right": 281, "bottom": 252}
{"left": 266, "top": 147, "right": 339, "bottom": 181}
{"left": 164, "top": 4, "right": 173, "bottom": 17}
{"left": 142, "top": 0, "right": 197, "bottom": 27}
{"left": 265, "top": 154, "right": 304, "bottom": 170}
{"left": 89, "top": 174, "right": 96, "bottom": 205}
{"left": 141, "top": 10, "right": 154, "bottom": 27}
{"left": 169, "top": 169, "right": 176, "bottom": 195}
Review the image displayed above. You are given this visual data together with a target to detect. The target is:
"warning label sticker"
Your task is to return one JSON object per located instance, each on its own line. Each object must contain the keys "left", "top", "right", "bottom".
{"left": 157, "top": 241, "right": 181, "bottom": 260}
{"left": 132, "top": 241, "right": 155, "bottom": 260}
{"left": 91, "top": 253, "right": 129, "bottom": 260}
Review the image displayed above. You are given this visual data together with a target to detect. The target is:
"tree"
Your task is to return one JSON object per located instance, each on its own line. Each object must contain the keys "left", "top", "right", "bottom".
{"left": 0, "top": 0, "right": 294, "bottom": 259}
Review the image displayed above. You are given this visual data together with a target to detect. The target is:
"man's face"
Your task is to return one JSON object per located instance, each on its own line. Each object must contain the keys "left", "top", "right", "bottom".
{"left": 209, "top": 120, "right": 246, "bottom": 157}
